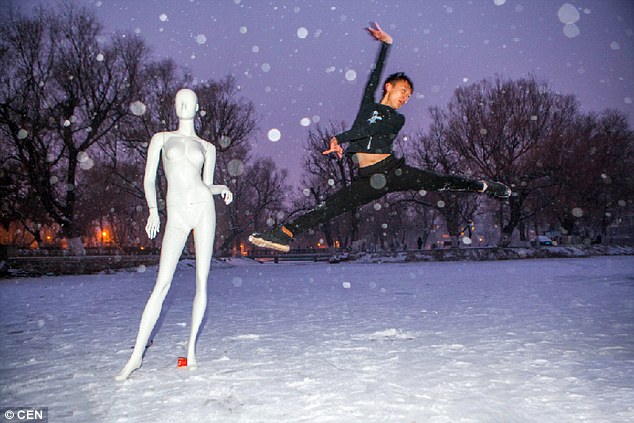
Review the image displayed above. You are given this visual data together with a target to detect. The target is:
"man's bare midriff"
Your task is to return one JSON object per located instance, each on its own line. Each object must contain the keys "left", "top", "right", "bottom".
{"left": 356, "top": 152, "right": 391, "bottom": 168}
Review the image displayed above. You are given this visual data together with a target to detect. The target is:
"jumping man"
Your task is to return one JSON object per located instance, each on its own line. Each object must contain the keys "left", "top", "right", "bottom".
{"left": 249, "top": 22, "right": 510, "bottom": 252}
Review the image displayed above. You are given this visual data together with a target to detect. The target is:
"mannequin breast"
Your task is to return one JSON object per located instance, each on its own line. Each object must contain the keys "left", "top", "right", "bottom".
{"left": 162, "top": 136, "right": 212, "bottom": 206}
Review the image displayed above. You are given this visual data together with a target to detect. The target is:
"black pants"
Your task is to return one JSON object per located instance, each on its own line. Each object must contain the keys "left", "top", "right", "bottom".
{"left": 286, "top": 155, "right": 483, "bottom": 235}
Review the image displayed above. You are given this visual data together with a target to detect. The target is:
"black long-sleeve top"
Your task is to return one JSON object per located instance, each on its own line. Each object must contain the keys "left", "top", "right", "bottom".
{"left": 337, "top": 42, "right": 405, "bottom": 156}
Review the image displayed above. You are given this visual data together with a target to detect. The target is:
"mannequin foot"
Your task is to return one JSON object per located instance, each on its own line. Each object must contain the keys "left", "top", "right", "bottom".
{"left": 114, "top": 357, "right": 142, "bottom": 381}
{"left": 187, "top": 355, "right": 198, "bottom": 370}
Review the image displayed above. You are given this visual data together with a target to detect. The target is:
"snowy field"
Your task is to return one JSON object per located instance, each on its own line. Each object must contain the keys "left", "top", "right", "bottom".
{"left": 1, "top": 256, "right": 633, "bottom": 423}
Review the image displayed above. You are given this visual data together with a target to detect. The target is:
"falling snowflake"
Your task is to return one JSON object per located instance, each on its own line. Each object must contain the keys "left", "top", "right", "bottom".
{"left": 77, "top": 151, "right": 90, "bottom": 163}
{"left": 219, "top": 135, "right": 232, "bottom": 148}
{"left": 563, "top": 24, "right": 580, "bottom": 38}
{"left": 370, "top": 174, "right": 386, "bottom": 189}
{"left": 129, "top": 101, "right": 147, "bottom": 116}
{"left": 558, "top": 3, "right": 580, "bottom": 25}
{"left": 268, "top": 128, "right": 281, "bottom": 142}
{"left": 227, "top": 159, "right": 245, "bottom": 177}
{"left": 297, "top": 27, "right": 308, "bottom": 39}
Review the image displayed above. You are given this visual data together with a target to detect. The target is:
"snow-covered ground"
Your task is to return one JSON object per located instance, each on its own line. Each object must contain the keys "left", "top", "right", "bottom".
{"left": 1, "top": 256, "right": 633, "bottom": 422}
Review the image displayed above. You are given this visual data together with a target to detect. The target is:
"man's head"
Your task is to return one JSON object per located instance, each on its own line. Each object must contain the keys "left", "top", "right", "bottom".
{"left": 381, "top": 72, "right": 413, "bottom": 110}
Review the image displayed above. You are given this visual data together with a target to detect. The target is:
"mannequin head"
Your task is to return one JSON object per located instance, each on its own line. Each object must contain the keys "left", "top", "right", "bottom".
{"left": 174, "top": 88, "right": 199, "bottom": 119}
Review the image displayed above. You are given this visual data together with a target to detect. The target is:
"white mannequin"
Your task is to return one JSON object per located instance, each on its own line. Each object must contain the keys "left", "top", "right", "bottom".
{"left": 115, "top": 88, "right": 232, "bottom": 381}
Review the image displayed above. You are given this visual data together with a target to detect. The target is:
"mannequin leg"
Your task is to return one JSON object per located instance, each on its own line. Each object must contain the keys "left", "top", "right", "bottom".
{"left": 186, "top": 204, "right": 215, "bottom": 369}
{"left": 115, "top": 223, "right": 189, "bottom": 381}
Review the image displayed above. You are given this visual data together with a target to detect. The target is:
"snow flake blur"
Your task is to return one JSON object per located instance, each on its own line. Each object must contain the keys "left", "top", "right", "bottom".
{"left": 370, "top": 174, "right": 386, "bottom": 189}
{"left": 558, "top": 3, "right": 581, "bottom": 38}
{"left": 558, "top": 3, "right": 580, "bottom": 24}
{"left": 572, "top": 207, "right": 584, "bottom": 217}
{"left": 267, "top": 128, "right": 281, "bottom": 142}
{"left": 297, "top": 27, "right": 308, "bottom": 39}
{"left": 219, "top": 135, "right": 232, "bottom": 149}
{"left": 227, "top": 159, "right": 245, "bottom": 177}
{"left": 129, "top": 101, "right": 147, "bottom": 116}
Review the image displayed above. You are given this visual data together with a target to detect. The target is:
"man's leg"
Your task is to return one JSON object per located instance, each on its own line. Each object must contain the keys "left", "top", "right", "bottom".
{"left": 286, "top": 177, "right": 387, "bottom": 235}
{"left": 383, "top": 160, "right": 510, "bottom": 198}
{"left": 384, "top": 160, "right": 483, "bottom": 192}
{"left": 250, "top": 172, "right": 388, "bottom": 251}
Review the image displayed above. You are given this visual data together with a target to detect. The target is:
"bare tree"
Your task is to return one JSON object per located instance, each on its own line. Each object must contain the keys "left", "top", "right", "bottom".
{"left": 216, "top": 154, "right": 289, "bottom": 255}
{"left": 399, "top": 121, "right": 480, "bottom": 248}
{"left": 433, "top": 75, "right": 578, "bottom": 246}
{"left": 541, "top": 109, "right": 634, "bottom": 242}
{"left": 196, "top": 76, "right": 257, "bottom": 152}
{"left": 0, "top": 5, "right": 147, "bottom": 254}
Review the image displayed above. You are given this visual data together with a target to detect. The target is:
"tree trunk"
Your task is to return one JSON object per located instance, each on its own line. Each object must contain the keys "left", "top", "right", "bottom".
{"left": 500, "top": 197, "right": 522, "bottom": 247}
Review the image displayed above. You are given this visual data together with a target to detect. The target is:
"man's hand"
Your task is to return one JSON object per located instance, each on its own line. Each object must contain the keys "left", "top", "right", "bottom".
{"left": 366, "top": 22, "right": 392, "bottom": 44}
{"left": 322, "top": 137, "right": 343, "bottom": 159}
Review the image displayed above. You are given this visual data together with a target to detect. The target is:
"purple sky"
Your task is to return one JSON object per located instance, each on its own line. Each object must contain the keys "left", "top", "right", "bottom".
{"left": 10, "top": 0, "right": 634, "bottom": 185}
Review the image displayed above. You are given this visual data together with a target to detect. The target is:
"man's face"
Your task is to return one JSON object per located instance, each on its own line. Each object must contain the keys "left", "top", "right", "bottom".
{"left": 383, "top": 80, "right": 412, "bottom": 110}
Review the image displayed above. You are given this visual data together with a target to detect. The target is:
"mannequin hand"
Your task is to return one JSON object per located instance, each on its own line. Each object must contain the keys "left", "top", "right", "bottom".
{"left": 214, "top": 185, "right": 233, "bottom": 204}
{"left": 366, "top": 22, "right": 392, "bottom": 44}
{"left": 322, "top": 137, "right": 343, "bottom": 159}
{"left": 145, "top": 208, "right": 160, "bottom": 239}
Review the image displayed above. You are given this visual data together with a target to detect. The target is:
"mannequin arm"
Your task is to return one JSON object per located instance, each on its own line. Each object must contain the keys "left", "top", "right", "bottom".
{"left": 203, "top": 142, "right": 233, "bottom": 204}
{"left": 211, "top": 185, "right": 233, "bottom": 204}
{"left": 143, "top": 133, "right": 164, "bottom": 238}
